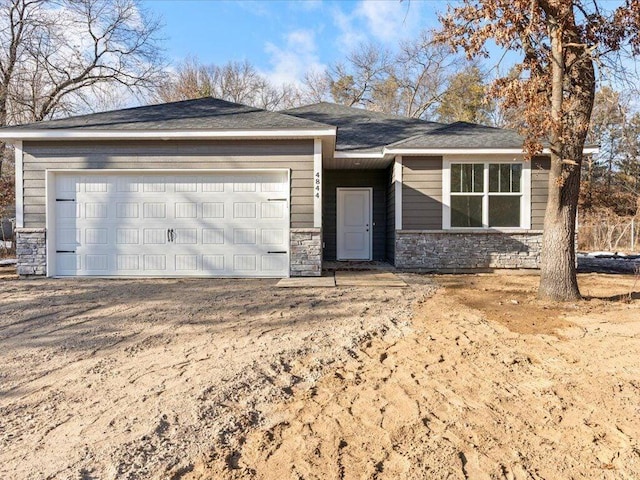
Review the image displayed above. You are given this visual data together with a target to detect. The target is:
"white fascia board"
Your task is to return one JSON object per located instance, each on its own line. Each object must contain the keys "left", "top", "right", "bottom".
{"left": 0, "top": 128, "right": 337, "bottom": 141}
{"left": 333, "top": 151, "right": 384, "bottom": 159}
{"left": 386, "top": 147, "right": 599, "bottom": 155}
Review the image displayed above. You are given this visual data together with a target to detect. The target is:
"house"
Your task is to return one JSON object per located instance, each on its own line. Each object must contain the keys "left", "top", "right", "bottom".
{"left": 0, "top": 97, "right": 583, "bottom": 278}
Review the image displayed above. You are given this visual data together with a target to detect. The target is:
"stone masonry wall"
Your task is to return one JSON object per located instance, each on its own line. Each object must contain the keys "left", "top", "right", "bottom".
{"left": 16, "top": 228, "right": 47, "bottom": 276}
{"left": 395, "top": 230, "right": 543, "bottom": 270}
{"left": 290, "top": 228, "right": 322, "bottom": 276}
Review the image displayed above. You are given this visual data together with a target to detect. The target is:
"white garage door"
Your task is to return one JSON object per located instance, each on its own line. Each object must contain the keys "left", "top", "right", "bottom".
{"left": 52, "top": 171, "right": 290, "bottom": 277}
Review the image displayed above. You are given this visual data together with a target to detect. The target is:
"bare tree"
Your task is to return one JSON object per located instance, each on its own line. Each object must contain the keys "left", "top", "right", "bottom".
{"left": 1, "top": 0, "right": 163, "bottom": 124}
{"left": 156, "top": 58, "right": 300, "bottom": 111}
{"left": 327, "top": 43, "right": 392, "bottom": 107}
{"left": 395, "top": 31, "right": 461, "bottom": 119}
{"left": 306, "top": 33, "right": 464, "bottom": 119}
{"left": 0, "top": 0, "right": 163, "bottom": 182}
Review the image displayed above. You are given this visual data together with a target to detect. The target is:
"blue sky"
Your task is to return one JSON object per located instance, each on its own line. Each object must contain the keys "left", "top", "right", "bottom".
{"left": 143, "top": 0, "right": 472, "bottom": 85}
{"left": 141, "top": 0, "right": 638, "bottom": 99}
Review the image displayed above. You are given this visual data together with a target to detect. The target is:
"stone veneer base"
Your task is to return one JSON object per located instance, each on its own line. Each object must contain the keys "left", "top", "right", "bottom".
{"left": 290, "top": 228, "right": 322, "bottom": 277}
{"left": 395, "top": 230, "right": 543, "bottom": 270}
{"left": 16, "top": 228, "right": 47, "bottom": 276}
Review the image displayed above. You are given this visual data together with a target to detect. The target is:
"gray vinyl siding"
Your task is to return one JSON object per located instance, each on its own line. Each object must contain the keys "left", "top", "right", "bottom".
{"left": 386, "top": 164, "right": 395, "bottom": 263}
{"left": 402, "top": 156, "right": 443, "bottom": 230}
{"left": 323, "top": 169, "right": 388, "bottom": 262}
{"left": 531, "top": 156, "right": 550, "bottom": 230}
{"left": 21, "top": 139, "right": 314, "bottom": 228}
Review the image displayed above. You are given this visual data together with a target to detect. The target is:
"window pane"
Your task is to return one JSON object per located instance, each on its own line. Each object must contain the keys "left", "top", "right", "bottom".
{"left": 500, "top": 164, "right": 511, "bottom": 192}
{"left": 454, "top": 164, "right": 484, "bottom": 193}
{"left": 489, "top": 195, "right": 521, "bottom": 227}
{"left": 489, "top": 164, "right": 499, "bottom": 192}
{"left": 460, "top": 164, "right": 473, "bottom": 192}
{"left": 451, "top": 164, "right": 461, "bottom": 192}
{"left": 474, "top": 164, "right": 484, "bottom": 192}
{"left": 451, "top": 195, "right": 483, "bottom": 227}
{"left": 511, "top": 164, "right": 522, "bottom": 192}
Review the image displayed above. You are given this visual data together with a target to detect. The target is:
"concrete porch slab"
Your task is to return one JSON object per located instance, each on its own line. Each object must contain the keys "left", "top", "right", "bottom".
{"left": 335, "top": 271, "right": 408, "bottom": 287}
{"left": 276, "top": 275, "right": 336, "bottom": 288}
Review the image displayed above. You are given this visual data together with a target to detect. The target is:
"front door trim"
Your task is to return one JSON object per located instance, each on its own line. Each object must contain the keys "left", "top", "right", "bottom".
{"left": 336, "top": 187, "right": 373, "bottom": 261}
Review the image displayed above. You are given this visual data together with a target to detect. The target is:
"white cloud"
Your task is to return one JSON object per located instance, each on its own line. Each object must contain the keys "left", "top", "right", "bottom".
{"left": 263, "top": 29, "right": 327, "bottom": 87}
{"left": 331, "top": 6, "right": 368, "bottom": 51}
{"left": 332, "top": 0, "right": 423, "bottom": 50}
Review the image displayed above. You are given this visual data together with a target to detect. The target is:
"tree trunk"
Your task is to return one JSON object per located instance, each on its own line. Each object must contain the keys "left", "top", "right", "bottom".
{"left": 539, "top": 153, "right": 582, "bottom": 300}
{"left": 538, "top": 7, "right": 595, "bottom": 301}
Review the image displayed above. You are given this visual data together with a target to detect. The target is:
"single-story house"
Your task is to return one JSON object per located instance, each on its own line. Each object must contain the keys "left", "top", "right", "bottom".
{"left": 0, "top": 97, "right": 593, "bottom": 278}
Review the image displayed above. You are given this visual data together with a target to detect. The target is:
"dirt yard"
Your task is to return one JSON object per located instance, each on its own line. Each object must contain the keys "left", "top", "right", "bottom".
{"left": 1, "top": 268, "right": 639, "bottom": 479}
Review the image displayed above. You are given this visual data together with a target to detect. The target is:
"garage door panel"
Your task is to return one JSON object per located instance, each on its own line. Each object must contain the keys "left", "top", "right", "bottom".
{"left": 85, "top": 228, "right": 108, "bottom": 245}
{"left": 202, "top": 202, "right": 224, "bottom": 218}
{"left": 143, "top": 229, "right": 168, "bottom": 245}
{"left": 116, "top": 176, "right": 141, "bottom": 192}
{"left": 117, "top": 255, "right": 140, "bottom": 271}
{"left": 116, "top": 228, "right": 140, "bottom": 245}
{"left": 233, "top": 202, "right": 257, "bottom": 219}
{"left": 143, "top": 203, "right": 167, "bottom": 219}
{"left": 203, "top": 255, "right": 225, "bottom": 271}
{"left": 116, "top": 202, "right": 140, "bottom": 219}
{"left": 54, "top": 171, "right": 290, "bottom": 277}
{"left": 142, "top": 177, "right": 166, "bottom": 192}
{"left": 143, "top": 254, "right": 167, "bottom": 271}
{"left": 174, "top": 228, "right": 197, "bottom": 244}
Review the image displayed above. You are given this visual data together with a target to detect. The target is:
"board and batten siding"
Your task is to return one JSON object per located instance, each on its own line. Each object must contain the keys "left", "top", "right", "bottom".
{"left": 531, "top": 156, "right": 550, "bottom": 230}
{"left": 21, "top": 139, "right": 314, "bottom": 229}
{"left": 402, "top": 156, "right": 443, "bottom": 230}
{"left": 322, "top": 169, "right": 388, "bottom": 262}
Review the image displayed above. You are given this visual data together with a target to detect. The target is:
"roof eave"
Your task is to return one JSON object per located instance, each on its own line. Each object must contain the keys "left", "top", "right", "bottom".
{"left": 384, "top": 146, "right": 599, "bottom": 155}
{"left": 0, "top": 127, "right": 337, "bottom": 142}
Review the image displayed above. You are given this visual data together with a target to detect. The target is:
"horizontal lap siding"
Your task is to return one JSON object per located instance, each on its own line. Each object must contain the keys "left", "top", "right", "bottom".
{"left": 22, "top": 139, "right": 314, "bottom": 228}
{"left": 402, "top": 156, "right": 443, "bottom": 230}
{"left": 531, "top": 156, "right": 550, "bottom": 230}
{"left": 323, "top": 169, "right": 388, "bottom": 262}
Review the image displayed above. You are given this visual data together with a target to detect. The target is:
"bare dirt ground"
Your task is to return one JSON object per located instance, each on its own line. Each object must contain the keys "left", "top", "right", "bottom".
{"left": 1, "top": 268, "right": 640, "bottom": 480}
{"left": 0, "top": 267, "right": 427, "bottom": 480}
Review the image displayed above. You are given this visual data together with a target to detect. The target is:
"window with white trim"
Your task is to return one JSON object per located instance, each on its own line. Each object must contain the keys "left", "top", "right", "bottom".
{"left": 449, "top": 162, "right": 525, "bottom": 228}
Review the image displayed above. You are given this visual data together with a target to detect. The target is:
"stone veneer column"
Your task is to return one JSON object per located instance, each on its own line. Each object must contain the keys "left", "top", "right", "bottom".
{"left": 395, "top": 230, "right": 543, "bottom": 270}
{"left": 290, "top": 228, "right": 322, "bottom": 276}
{"left": 16, "top": 228, "right": 47, "bottom": 276}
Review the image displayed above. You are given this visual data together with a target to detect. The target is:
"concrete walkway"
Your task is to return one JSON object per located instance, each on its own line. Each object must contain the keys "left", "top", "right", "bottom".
{"left": 276, "top": 276, "right": 336, "bottom": 287}
{"left": 335, "top": 271, "right": 407, "bottom": 287}
{"left": 276, "top": 271, "right": 407, "bottom": 288}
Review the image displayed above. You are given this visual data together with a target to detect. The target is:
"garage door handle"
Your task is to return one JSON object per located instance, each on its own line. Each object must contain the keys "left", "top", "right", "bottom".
{"left": 167, "top": 229, "right": 175, "bottom": 243}
{"left": 167, "top": 229, "right": 171, "bottom": 243}
{"left": 268, "top": 251, "right": 287, "bottom": 254}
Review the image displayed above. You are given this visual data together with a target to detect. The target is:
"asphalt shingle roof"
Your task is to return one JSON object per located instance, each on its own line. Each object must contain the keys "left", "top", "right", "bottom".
{"left": 387, "top": 121, "right": 526, "bottom": 150}
{"left": 282, "top": 102, "right": 446, "bottom": 152}
{"left": 3, "top": 97, "right": 530, "bottom": 152}
{"left": 5, "top": 97, "right": 334, "bottom": 131}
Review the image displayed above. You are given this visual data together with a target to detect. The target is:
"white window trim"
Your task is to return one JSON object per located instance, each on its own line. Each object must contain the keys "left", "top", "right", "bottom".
{"left": 313, "top": 138, "right": 322, "bottom": 228}
{"left": 442, "top": 155, "right": 531, "bottom": 230}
